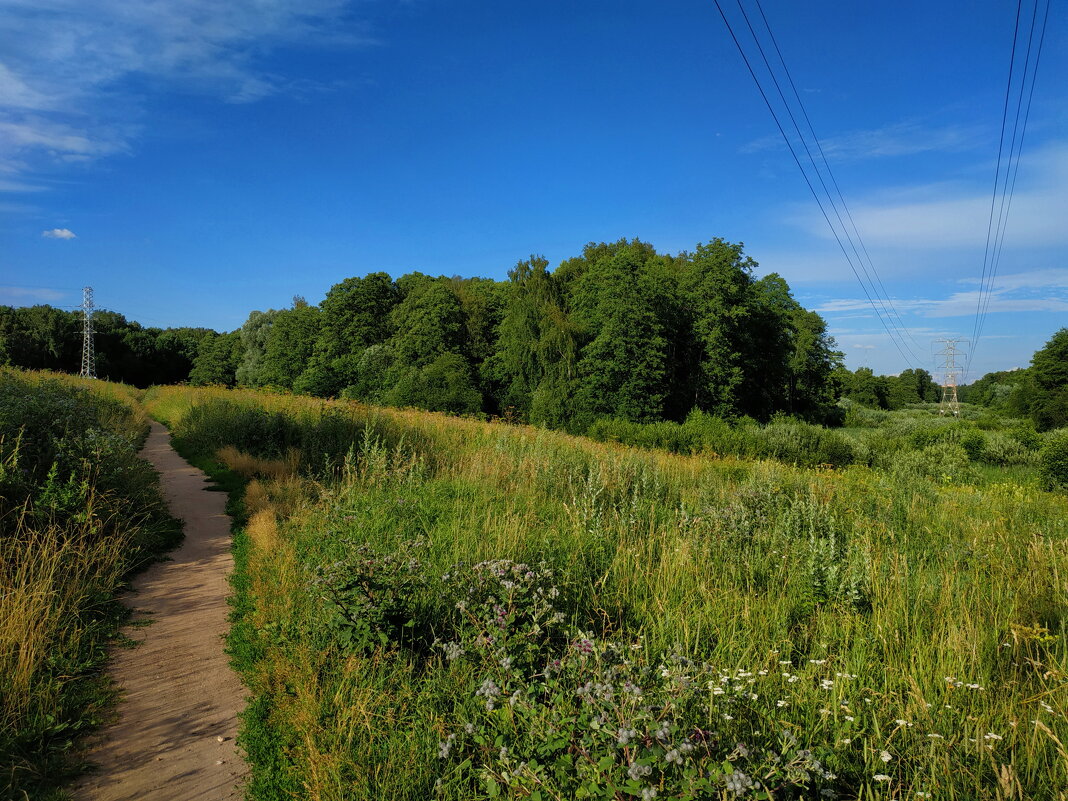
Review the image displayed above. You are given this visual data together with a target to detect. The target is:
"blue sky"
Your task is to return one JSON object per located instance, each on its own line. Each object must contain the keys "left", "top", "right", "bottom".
{"left": 1, "top": 0, "right": 1064, "bottom": 380}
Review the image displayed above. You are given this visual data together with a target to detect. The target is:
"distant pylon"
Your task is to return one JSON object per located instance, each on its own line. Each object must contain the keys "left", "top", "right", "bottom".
{"left": 79, "top": 286, "right": 96, "bottom": 379}
{"left": 935, "top": 338, "right": 966, "bottom": 416}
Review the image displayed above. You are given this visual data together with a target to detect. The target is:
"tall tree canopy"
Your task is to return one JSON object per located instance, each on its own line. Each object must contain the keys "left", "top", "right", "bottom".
{"left": 3, "top": 235, "right": 856, "bottom": 432}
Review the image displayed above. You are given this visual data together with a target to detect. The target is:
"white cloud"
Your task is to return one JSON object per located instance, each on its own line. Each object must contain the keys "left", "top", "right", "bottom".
{"left": 41, "top": 227, "right": 76, "bottom": 239}
{"left": 798, "top": 141, "right": 1068, "bottom": 250}
{"left": 0, "top": 0, "right": 373, "bottom": 186}
{"left": 743, "top": 120, "right": 987, "bottom": 162}
{"left": 0, "top": 285, "right": 67, "bottom": 302}
{"left": 814, "top": 280, "right": 1068, "bottom": 319}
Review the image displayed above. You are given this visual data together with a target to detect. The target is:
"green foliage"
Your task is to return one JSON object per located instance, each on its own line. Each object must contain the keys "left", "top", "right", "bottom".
{"left": 1039, "top": 429, "right": 1068, "bottom": 490}
{"left": 153, "top": 384, "right": 1068, "bottom": 800}
{"left": 189, "top": 331, "right": 244, "bottom": 386}
{"left": 0, "top": 371, "right": 181, "bottom": 799}
{"left": 0, "top": 305, "right": 215, "bottom": 386}
{"left": 256, "top": 303, "right": 321, "bottom": 390}
{"left": 1027, "top": 328, "right": 1068, "bottom": 431}
{"left": 385, "top": 353, "right": 483, "bottom": 415}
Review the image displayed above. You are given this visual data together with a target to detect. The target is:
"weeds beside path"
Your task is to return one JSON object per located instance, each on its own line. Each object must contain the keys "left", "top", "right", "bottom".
{"left": 75, "top": 422, "right": 246, "bottom": 801}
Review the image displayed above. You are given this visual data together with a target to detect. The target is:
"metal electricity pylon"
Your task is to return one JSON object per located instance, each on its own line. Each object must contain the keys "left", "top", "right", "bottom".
{"left": 935, "top": 338, "right": 966, "bottom": 416}
{"left": 79, "top": 286, "right": 96, "bottom": 379}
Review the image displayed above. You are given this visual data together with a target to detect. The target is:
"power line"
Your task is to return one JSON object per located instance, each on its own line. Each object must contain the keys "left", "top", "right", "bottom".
{"left": 713, "top": 0, "right": 922, "bottom": 368}
{"left": 967, "top": 0, "right": 1050, "bottom": 379}
{"left": 749, "top": 0, "right": 928, "bottom": 362}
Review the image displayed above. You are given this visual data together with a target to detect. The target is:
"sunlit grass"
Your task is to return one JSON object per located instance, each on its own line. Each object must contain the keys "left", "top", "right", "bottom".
{"left": 145, "top": 384, "right": 1068, "bottom": 800}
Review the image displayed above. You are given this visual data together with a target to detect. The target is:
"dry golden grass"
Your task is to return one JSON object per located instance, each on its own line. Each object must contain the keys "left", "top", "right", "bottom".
{"left": 216, "top": 445, "right": 301, "bottom": 480}
{"left": 0, "top": 514, "right": 129, "bottom": 728}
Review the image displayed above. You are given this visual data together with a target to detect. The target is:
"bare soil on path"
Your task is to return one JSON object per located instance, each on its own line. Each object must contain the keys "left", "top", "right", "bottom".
{"left": 75, "top": 421, "right": 247, "bottom": 801}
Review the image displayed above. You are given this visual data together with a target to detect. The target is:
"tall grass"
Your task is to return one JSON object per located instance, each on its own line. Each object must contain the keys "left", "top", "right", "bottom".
{"left": 146, "top": 385, "right": 1068, "bottom": 800}
{"left": 0, "top": 370, "right": 181, "bottom": 799}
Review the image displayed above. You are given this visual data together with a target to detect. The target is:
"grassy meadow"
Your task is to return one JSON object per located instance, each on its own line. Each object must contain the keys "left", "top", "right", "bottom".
{"left": 141, "top": 384, "right": 1068, "bottom": 801}
{"left": 0, "top": 370, "right": 181, "bottom": 800}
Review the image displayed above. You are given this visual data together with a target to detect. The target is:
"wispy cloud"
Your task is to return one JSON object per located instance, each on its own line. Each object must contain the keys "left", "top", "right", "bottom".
{"left": 0, "top": 0, "right": 373, "bottom": 189}
{"left": 792, "top": 140, "right": 1068, "bottom": 250}
{"left": 41, "top": 227, "right": 76, "bottom": 239}
{"left": 743, "top": 120, "right": 987, "bottom": 161}
{"left": 0, "top": 285, "right": 67, "bottom": 302}
{"left": 814, "top": 267, "right": 1068, "bottom": 319}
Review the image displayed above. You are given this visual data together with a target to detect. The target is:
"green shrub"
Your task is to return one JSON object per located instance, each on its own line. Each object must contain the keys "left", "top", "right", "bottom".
{"left": 1039, "top": 429, "right": 1068, "bottom": 490}
{"left": 892, "top": 442, "right": 977, "bottom": 485}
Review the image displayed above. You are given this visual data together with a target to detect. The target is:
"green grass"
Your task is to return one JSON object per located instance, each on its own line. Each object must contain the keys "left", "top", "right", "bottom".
{"left": 143, "top": 385, "right": 1068, "bottom": 800}
{"left": 0, "top": 370, "right": 182, "bottom": 800}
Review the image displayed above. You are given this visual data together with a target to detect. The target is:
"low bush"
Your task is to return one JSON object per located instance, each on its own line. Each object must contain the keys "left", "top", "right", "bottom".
{"left": 1039, "top": 429, "right": 1068, "bottom": 490}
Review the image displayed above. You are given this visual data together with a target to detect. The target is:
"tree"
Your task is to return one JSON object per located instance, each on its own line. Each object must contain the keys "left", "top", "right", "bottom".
{"left": 387, "top": 280, "right": 467, "bottom": 366}
{"left": 236, "top": 309, "right": 282, "bottom": 387}
{"left": 787, "top": 308, "right": 843, "bottom": 420}
{"left": 190, "top": 332, "right": 244, "bottom": 386}
{"left": 568, "top": 241, "right": 670, "bottom": 429}
{"left": 676, "top": 239, "right": 759, "bottom": 417}
{"left": 1027, "top": 328, "right": 1068, "bottom": 430}
{"left": 257, "top": 303, "right": 321, "bottom": 389}
{"left": 484, "top": 256, "right": 558, "bottom": 419}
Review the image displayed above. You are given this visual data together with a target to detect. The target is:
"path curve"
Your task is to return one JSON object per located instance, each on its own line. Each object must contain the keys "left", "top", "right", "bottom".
{"left": 76, "top": 421, "right": 247, "bottom": 801}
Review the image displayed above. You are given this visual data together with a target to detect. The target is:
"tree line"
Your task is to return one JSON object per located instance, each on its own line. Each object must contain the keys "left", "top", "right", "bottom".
{"left": 0, "top": 304, "right": 211, "bottom": 386}
{"left": 4, "top": 237, "right": 1063, "bottom": 434}
{"left": 189, "top": 238, "right": 843, "bottom": 431}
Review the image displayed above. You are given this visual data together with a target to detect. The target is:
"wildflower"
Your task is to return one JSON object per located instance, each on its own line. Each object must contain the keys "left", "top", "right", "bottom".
{"left": 984, "top": 732, "right": 1003, "bottom": 741}
{"left": 777, "top": 700, "right": 789, "bottom": 707}
{"left": 724, "top": 770, "right": 755, "bottom": 795}
{"left": 475, "top": 678, "right": 502, "bottom": 710}
{"left": 499, "top": 656, "right": 513, "bottom": 670}
{"left": 641, "top": 788, "right": 657, "bottom": 801}
{"left": 627, "top": 761, "right": 653, "bottom": 781}
{"left": 499, "top": 746, "right": 508, "bottom": 760}
{"left": 664, "top": 749, "right": 682, "bottom": 765}
{"left": 927, "top": 732, "right": 943, "bottom": 739}
{"left": 437, "top": 734, "right": 456, "bottom": 758}
{"left": 464, "top": 723, "right": 475, "bottom": 734}
{"left": 844, "top": 715, "right": 855, "bottom": 722}
{"left": 820, "top": 679, "right": 834, "bottom": 690}
{"left": 443, "top": 641, "right": 464, "bottom": 661}
{"left": 809, "top": 659, "right": 827, "bottom": 665}
{"left": 616, "top": 728, "right": 637, "bottom": 746}
{"left": 873, "top": 774, "right": 891, "bottom": 782}
{"left": 880, "top": 750, "right": 892, "bottom": 763}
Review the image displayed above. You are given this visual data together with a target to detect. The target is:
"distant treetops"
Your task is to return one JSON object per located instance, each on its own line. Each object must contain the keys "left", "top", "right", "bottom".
{"left": 190, "top": 238, "right": 844, "bottom": 431}
{"left": 4, "top": 237, "right": 1062, "bottom": 435}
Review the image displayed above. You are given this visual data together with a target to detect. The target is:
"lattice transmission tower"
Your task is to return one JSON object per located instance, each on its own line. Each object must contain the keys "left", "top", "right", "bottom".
{"left": 79, "top": 286, "right": 96, "bottom": 379}
{"left": 935, "top": 338, "right": 966, "bottom": 416}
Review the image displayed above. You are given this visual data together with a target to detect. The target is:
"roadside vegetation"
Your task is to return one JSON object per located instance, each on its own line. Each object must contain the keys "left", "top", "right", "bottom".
{"left": 145, "top": 384, "right": 1068, "bottom": 800}
{"left": 0, "top": 370, "right": 181, "bottom": 800}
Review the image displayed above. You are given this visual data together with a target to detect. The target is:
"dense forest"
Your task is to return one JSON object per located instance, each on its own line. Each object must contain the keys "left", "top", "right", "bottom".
{"left": 3, "top": 238, "right": 1066, "bottom": 433}
{"left": 0, "top": 304, "right": 212, "bottom": 386}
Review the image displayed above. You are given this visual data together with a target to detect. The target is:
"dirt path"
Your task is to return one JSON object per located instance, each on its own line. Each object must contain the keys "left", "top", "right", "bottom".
{"left": 75, "top": 422, "right": 246, "bottom": 801}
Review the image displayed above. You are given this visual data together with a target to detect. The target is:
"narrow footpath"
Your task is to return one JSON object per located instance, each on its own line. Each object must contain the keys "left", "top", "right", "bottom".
{"left": 75, "top": 422, "right": 247, "bottom": 801}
